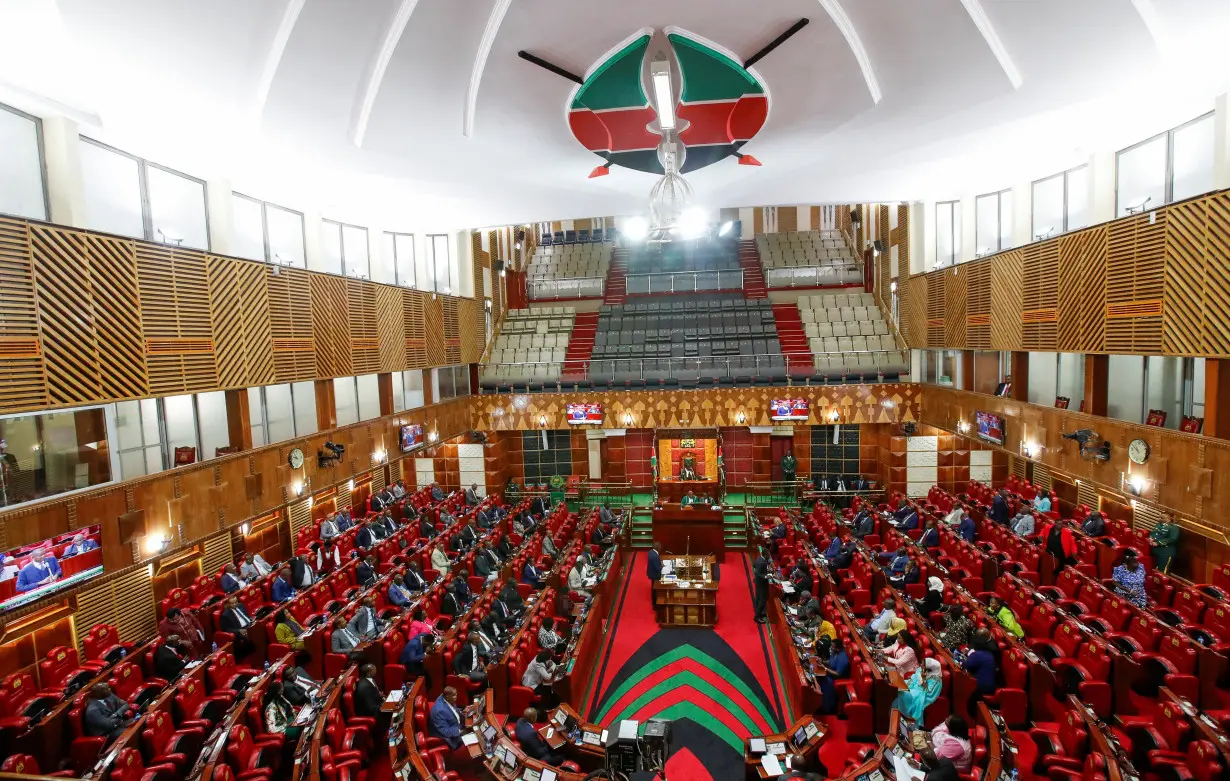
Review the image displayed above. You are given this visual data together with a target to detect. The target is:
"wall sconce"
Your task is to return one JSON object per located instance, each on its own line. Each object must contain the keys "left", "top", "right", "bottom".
{"left": 428, "top": 431, "right": 439, "bottom": 443}
{"left": 373, "top": 449, "right": 387, "bottom": 464}
{"left": 144, "top": 535, "right": 171, "bottom": 555}
{"left": 1021, "top": 441, "right": 1040, "bottom": 458}
{"left": 622, "top": 412, "right": 633, "bottom": 427}
{"left": 1126, "top": 473, "right": 1148, "bottom": 496}
{"left": 881, "top": 400, "right": 895, "bottom": 409}
{"left": 239, "top": 523, "right": 250, "bottom": 536}
{"left": 956, "top": 419, "right": 971, "bottom": 435}
{"left": 292, "top": 480, "right": 305, "bottom": 497}
{"left": 828, "top": 409, "right": 840, "bottom": 423}
{"left": 347, "top": 479, "right": 354, "bottom": 491}
{"left": 736, "top": 411, "right": 746, "bottom": 425}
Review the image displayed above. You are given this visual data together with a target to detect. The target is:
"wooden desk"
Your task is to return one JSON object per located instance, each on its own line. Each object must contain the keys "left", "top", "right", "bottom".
{"left": 652, "top": 556, "right": 718, "bottom": 627}
{"left": 657, "top": 480, "right": 719, "bottom": 504}
{"left": 652, "top": 505, "right": 725, "bottom": 557}
{"left": 744, "top": 715, "right": 826, "bottom": 779}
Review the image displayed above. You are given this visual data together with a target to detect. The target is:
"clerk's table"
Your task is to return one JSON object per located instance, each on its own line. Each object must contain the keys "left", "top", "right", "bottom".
{"left": 653, "top": 555, "right": 719, "bottom": 627}
{"left": 651, "top": 502, "right": 725, "bottom": 558}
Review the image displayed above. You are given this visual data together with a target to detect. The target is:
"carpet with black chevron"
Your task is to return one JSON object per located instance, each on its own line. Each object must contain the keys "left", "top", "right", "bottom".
{"left": 583, "top": 553, "right": 790, "bottom": 781}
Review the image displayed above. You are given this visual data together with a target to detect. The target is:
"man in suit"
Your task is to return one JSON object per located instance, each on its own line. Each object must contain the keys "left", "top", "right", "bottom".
{"left": 318, "top": 515, "right": 341, "bottom": 541}
{"left": 355, "top": 523, "right": 377, "bottom": 550}
{"left": 271, "top": 568, "right": 296, "bottom": 602}
{"left": 488, "top": 595, "right": 517, "bottom": 631}
{"left": 336, "top": 511, "right": 353, "bottom": 532}
{"left": 399, "top": 632, "right": 435, "bottom": 685}
{"left": 391, "top": 480, "right": 407, "bottom": 499}
{"left": 753, "top": 547, "right": 771, "bottom": 623}
{"left": 530, "top": 495, "right": 548, "bottom": 517}
{"left": 353, "top": 663, "right": 383, "bottom": 719}
{"left": 892, "top": 505, "right": 919, "bottom": 532}
{"left": 468, "top": 620, "right": 503, "bottom": 660}
{"left": 453, "top": 634, "right": 488, "bottom": 684}
{"left": 15, "top": 550, "right": 61, "bottom": 593}
{"left": 419, "top": 516, "right": 437, "bottom": 540}
{"left": 349, "top": 596, "right": 384, "bottom": 640}
{"left": 387, "top": 576, "right": 414, "bottom": 609}
{"left": 853, "top": 508, "right": 876, "bottom": 539}
{"left": 83, "top": 683, "right": 131, "bottom": 741}
{"left": 990, "top": 490, "right": 1010, "bottom": 525}
{"left": 153, "top": 636, "right": 190, "bottom": 679}
{"left": 476, "top": 507, "right": 495, "bottom": 530}
{"left": 438, "top": 583, "right": 462, "bottom": 618}
{"left": 430, "top": 483, "right": 445, "bottom": 502}
{"left": 370, "top": 491, "right": 389, "bottom": 512}
{"left": 920, "top": 518, "right": 941, "bottom": 548}
{"left": 218, "top": 597, "right": 256, "bottom": 657}
{"left": 62, "top": 533, "right": 99, "bottom": 558}
{"left": 290, "top": 556, "right": 315, "bottom": 588}
{"left": 331, "top": 616, "right": 362, "bottom": 655}
{"left": 958, "top": 513, "right": 976, "bottom": 542}
{"left": 515, "top": 708, "right": 563, "bottom": 765}
{"left": 459, "top": 523, "right": 479, "bottom": 550}
{"left": 403, "top": 562, "right": 429, "bottom": 592}
{"left": 474, "top": 543, "right": 499, "bottom": 579}
{"left": 380, "top": 512, "right": 400, "bottom": 536}
{"left": 464, "top": 484, "right": 480, "bottom": 506}
{"left": 452, "top": 572, "right": 473, "bottom": 604}
{"left": 428, "top": 686, "right": 463, "bottom": 749}
{"left": 356, "top": 555, "right": 378, "bottom": 588}
{"left": 647, "top": 543, "right": 663, "bottom": 583}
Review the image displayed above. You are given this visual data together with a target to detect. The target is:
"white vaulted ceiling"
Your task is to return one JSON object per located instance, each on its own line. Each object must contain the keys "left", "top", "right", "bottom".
{"left": 4, "top": 0, "right": 1230, "bottom": 228}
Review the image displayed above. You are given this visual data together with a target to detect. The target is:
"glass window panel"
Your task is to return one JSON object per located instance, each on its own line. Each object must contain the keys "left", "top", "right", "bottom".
{"left": 334, "top": 377, "right": 358, "bottom": 427}
{"left": 248, "top": 388, "right": 267, "bottom": 448}
{"left": 0, "top": 407, "right": 112, "bottom": 507}
{"left": 144, "top": 445, "right": 162, "bottom": 476}
{"left": 391, "top": 371, "right": 406, "bottom": 413}
{"left": 1065, "top": 166, "right": 1090, "bottom": 231}
{"left": 80, "top": 140, "right": 144, "bottom": 238}
{"left": 265, "top": 384, "right": 295, "bottom": 442}
{"left": 231, "top": 194, "right": 265, "bottom": 261}
{"left": 1057, "top": 353, "right": 1085, "bottom": 410}
{"left": 162, "top": 394, "right": 198, "bottom": 457}
{"left": 1107, "top": 355, "right": 1146, "bottom": 423}
{"left": 0, "top": 105, "right": 46, "bottom": 220}
{"left": 115, "top": 400, "right": 144, "bottom": 451}
{"left": 342, "top": 225, "right": 369, "bottom": 279}
{"left": 196, "top": 392, "right": 229, "bottom": 458}
{"left": 998, "top": 189, "right": 1013, "bottom": 250}
{"left": 1031, "top": 174, "right": 1063, "bottom": 239}
{"left": 1146, "top": 356, "right": 1184, "bottom": 429}
{"left": 1172, "top": 114, "right": 1214, "bottom": 203}
{"left": 455, "top": 366, "right": 470, "bottom": 397}
{"left": 935, "top": 202, "right": 954, "bottom": 267}
{"left": 1117, "top": 134, "right": 1167, "bottom": 216}
{"left": 975, "top": 194, "right": 999, "bottom": 256}
{"left": 140, "top": 398, "right": 160, "bottom": 445}
{"left": 431, "top": 235, "right": 451, "bottom": 293}
{"left": 120, "top": 449, "right": 147, "bottom": 481}
{"left": 147, "top": 166, "right": 208, "bottom": 250}
{"left": 320, "top": 221, "right": 343, "bottom": 276}
{"left": 395, "top": 234, "right": 416, "bottom": 287}
{"left": 416, "top": 236, "right": 434, "bottom": 292}
{"left": 1027, "top": 352, "right": 1058, "bottom": 405}
{"left": 266, "top": 205, "right": 305, "bottom": 268}
{"left": 356, "top": 374, "right": 381, "bottom": 421}
{"left": 291, "top": 382, "right": 317, "bottom": 436}
{"left": 403, "top": 370, "right": 425, "bottom": 410}
{"left": 383, "top": 233, "right": 396, "bottom": 283}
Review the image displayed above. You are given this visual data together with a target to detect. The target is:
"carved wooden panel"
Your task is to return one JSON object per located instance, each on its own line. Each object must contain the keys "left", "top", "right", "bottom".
{"left": 1106, "top": 212, "right": 1166, "bottom": 353}
{"left": 347, "top": 278, "right": 380, "bottom": 375}
{"left": 1057, "top": 224, "right": 1107, "bottom": 353}
{"left": 990, "top": 249, "right": 1023, "bottom": 349}
{"left": 310, "top": 273, "right": 352, "bottom": 378}
{"left": 966, "top": 261, "right": 991, "bottom": 349}
{"left": 945, "top": 264, "right": 968, "bottom": 348}
{"left": 877, "top": 206, "right": 891, "bottom": 314}
{"left": 1021, "top": 240, "right": 1058, "bottom": 350}
{"left": 0, "top": 220, "right": 48, "bottom": 410}
{"left": 268, "top": 266, "right": 316, "bottom": 383}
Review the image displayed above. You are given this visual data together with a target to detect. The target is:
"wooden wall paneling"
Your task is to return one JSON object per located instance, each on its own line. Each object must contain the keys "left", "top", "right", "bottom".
{"left": 310, "top": 273, "right": 352, "bottom": 379}
{"left": 965, "top": 261, "right": 991, "bottom": 349}
{"left": 753, "top": 208, "right": 764, "bottom": 235}
{"left": 1021, "top": 239, "right": 1059, "bottom": 350}
{"left": 877, "top": 206, "right": 891, "bottom": 313}
{"left": 1202, "top": 193, "right": 1230, "bottom": 355}
{"left": 268, "top": 266, "right": 316, "bottom": 383}
{"left": 901, "top": 275, "right": 928, "bottom": 347}
{"left": 404, "top": 291, "right": 428, "bottom": 368}
{"left": 376, "top": 286, "right": 407, "bottom": 372}
{"left": 944, "top": 264, "right": 968, "bottom": 348}
{"left": 175, "top": 467, "right": 221, "bottom": 541}
{"left": 75, "top": 565, "right": 157, "bottom": 645}
{"left": 1163, "top": 198, "right": 1207, "bottom": 355}
{"left": 1057, "top": 225, "right": 1108, "bottom": 353}
{"left": 777, "top": 207, "right": 798, "bottom": 234}
{"left": 926, "top": 272, "right": 945, "bottom": 348}
{"left": 135, "top": 245, "right": 218, "bottom": 395}
{"left": 458, "top": 299, "right": 482, "bottom": 364}
{"left": 989, "top": 249, "right": 1023, "bottom": 349}
{"left": 215, "top": 456, "right": 254, "bottom": 526}
{"left": 424, "top": 296, "right": 446, "bottom": 366}
{"left": 441, "top": 297, "right": 461, "bottom": 365}
{"left": 895, "top": 204, "right": 910, "bottom": 277}
{"left": 1105, "top": 212, "right": 1166, "bottom": 353}
{"left": 347, "top": 278, "right": 381, "bottom": 375}
{"left": 30, "top": 225, "right": 101, "bottom": 406}
{"left": 87, "top": 233, "right": 150, "bottom": 401}
{"left": 0, "top": 219, "right": 50, "bottom": 411}
{"left": 206, "top": 255, "right": 248, "bottom": 388}
{"left": 235, "top": 261, "right": 275, "bottom": 386}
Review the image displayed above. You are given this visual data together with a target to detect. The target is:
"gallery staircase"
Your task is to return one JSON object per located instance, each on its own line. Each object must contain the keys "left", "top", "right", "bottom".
{"left": 771, "top": 303, "right": 815, "bottom": 373}
{"left": 603, "top": 249, "right": 628, "bottom": 305}
{"left": 738, "top": 240, "right": 768, "bottom": 299}
{"left": 562, "top": 311, "right": 599, "bottom": 381}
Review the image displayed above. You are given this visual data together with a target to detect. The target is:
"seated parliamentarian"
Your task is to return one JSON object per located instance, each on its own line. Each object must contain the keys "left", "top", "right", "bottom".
{"left": 515, "top": 707, "right": 564, "bottom": 765}
{"left": 681, "top": 490, "right": 700, "bottom": 507}
{"left": 16, "top": 549, "right": 62, "bottom": 593}
{"left": 62, "top": 533, "right": 99, "bottom": 558}
{"left": 522, "top": 560, "right": 546, "bottom": 589}
{"left": 678, "top": 450, "right": 700, "bottom": 481}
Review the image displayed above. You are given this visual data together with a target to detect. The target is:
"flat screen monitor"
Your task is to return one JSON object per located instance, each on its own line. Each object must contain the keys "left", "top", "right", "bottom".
{"left": 1, "top": 524, "right": 103, "bottom": 610}
{"left": 566, "top": 403, "right": 603, "bottom": 425}
{"left": 399, "top": 423, "right": 424, "bottom": 453}
{"left": 770, "top": 398, "right": 809, "bottom": 421}
{"left": 793, "top": 727, "right": 807, "bottom": 747}
{"left": 975, "top": 411, "right": 1005, "bottom": 445}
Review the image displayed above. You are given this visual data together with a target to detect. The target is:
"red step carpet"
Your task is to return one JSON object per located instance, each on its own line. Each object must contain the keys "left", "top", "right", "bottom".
{"left": 583, "top": 553, "right": 789, "bottom": 781}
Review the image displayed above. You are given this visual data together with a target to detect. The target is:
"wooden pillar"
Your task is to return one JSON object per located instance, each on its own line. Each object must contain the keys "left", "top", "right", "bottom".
{"left": 1204, "top": 359, "right": 1230, "bottom": 439}
{"left": 1083, "top": 355, "right": 1110, "bottom": 417}
{"left": 422, "top": 369, "right": 435, "bottom": 406}
{"left": 377, "top": 373, "right": 394, "bottom": 417}
{"left": 1009, "top": 352, "right": 1029, "bottom": 402}
{"left": 315, "top": 379, "right": 337, "bottom": 432}
{"left": 224, "top": 389, "right": 253, "bottom": 451}
{"left": 960, "top": 351, "right": 975, "bottom": 391}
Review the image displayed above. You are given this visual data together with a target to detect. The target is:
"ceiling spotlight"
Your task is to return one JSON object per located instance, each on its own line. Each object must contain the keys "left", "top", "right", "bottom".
{"left": 676, "top": 206, "right": 708, "bottom": 239}
{"left": 650, "top": 58, "right": 676, "bottom": 131}
{"left": 718, "top": 221, "right": 734, "bottom": 237}
{"left": 623, "top": 216, "right": 650, "bottom": 242}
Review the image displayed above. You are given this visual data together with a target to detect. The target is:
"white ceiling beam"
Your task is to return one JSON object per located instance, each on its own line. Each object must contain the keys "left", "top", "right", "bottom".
{"left": 815, "top": 0, "right": 881, "bottom": 104}
{"left": 1130, "top": 0, "right": 1169, "bottom": 57}
{"left": 958, "top": 0, "right": 1022, "bottom": 90}
{"left": 463, "top": 0, "right": 513, "bottom": 138}
{"left": 252, "top": 0, "right": 306, "bottom": 120}
{"left": 350, "top": 0, "right": 422, "bottom": 148}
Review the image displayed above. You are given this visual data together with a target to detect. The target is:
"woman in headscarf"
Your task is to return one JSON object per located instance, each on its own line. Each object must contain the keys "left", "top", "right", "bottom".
{"left": 894, "top": 657, "right": 944, "bottom": 723}
{"left": 915, "top": 577, "right": 945, "bottom": 617}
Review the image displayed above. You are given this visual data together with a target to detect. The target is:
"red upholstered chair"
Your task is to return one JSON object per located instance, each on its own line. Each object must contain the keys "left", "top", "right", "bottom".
{"left": 508, "top": 686, "right": 536, "bottom": 718}
{"left": 82, "top": 624, "right": 132, "bottom": 666}
{"left": 109, "top": 747, "right": 178, "bottom": 781}
{"left": 109, "top": 662, "right": 166, "bottom": 706}
{"left": 1029, "top": 620, "right": 1083, "bottom": 665}
{"left": 319, "top": 745, "right": 366, "bottom": 781}
{"left": 984, "top": 649, "right": 1029, "bottom": 727}
{"left": 1154, "top": 740, "right": 1223, "bottom": 781}
{"left": 40, "top": 645, "right": 104, "bottom": 691}
{"left": 141, "top": 709, "right": 206, "bottom": 771}
{"left": 174, "top": 677, "right": 233, "bottom": 729}
{"left": 415, "top": 734, "right": 462, "bottom": 781}
{"left": 1121, "top": 701, "right": 1192, "bottom": 773}
{"left": 1029, "top": 710, "right": 1088, "bottom": 775}
{"left": 207, "top": 652, "right": 259, "bottom": 693}
{"left": 0, "top": 672, "right": 61, "bottom": 725}
{"left": 159, "top": 588, "right": 192, "bottom": 619}
{"left": 324, "top": 708, "right": 368, "bottom": 763}
{"left": 1, "top": 754, "right": 74, "bottom": 777}
{"left": 340, "top": 670, "right": 377, "bottom": 737}
{"left": 412, "top": 696, "right": 446, "bottom": 751}
{"left": 1105, "top": 615, "right": 1162, "bottom": 654}
{"left": 224, "top": 724, "right": 280, "bottom": 780}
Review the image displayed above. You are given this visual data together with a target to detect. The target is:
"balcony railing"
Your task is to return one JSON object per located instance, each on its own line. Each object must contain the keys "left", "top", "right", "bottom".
{"left": 527, "top": 275, "right": 606, "bottom": 300}
{"left": 624, "top": 269, "right": 743, "bottom": 295}
{"left": 765, "top": 263, "right": 863, "bottom": 288}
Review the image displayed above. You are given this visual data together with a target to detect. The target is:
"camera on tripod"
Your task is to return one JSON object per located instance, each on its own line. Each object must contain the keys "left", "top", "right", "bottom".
{"left": 318, "top": 440, "right": 345, "bottom": 467}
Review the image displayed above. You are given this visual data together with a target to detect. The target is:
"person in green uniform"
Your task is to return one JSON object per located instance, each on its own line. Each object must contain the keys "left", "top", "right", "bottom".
{"left": 679, "top": 451, "right": 699, "bottom": 481}
{"left": 681, "top": 490, "right": 698, "bottom": 507}
{"left": 781, "top": 452, "right": 797, "bottom": 484}
{"left": 1150, "top": 512, "right": 1180, "bottom": 573}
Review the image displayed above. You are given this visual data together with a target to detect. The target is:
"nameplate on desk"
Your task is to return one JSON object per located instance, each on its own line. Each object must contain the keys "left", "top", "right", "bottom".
{"left": 462, "top": 732, "right": 479, "bottom": 746}
{"left": 767, "top": 741, "right": 786, "bottom": 755}
{"left": 582, "top": 731, "right": 601, "bottom": 746}
{"left": 749, "top": 737, "right": 767, "bottom": 754}
{"left": 804, "top": 722, "right": 820, "bottom": 739}
{"left": 760, "top": 755, "right": 783, "bottom": 776}
{"left": 522, "top": 769, "right": 541, "bottom": 781}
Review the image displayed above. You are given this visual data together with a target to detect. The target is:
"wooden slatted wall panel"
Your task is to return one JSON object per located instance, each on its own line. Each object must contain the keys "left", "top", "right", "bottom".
{"left": 990, "top": 250, "right": 1023, "bottom": 349}
{"left": 926, "top": 273, "right": 945, "bottom": 347}
{"left": 310, "top": 274, "right": 352, "bottom": 378}
{"left": 425, "top": 296, "right": 446, "bottom": 366}
{"left": 901, "top": 276, "right": 928, "bottom": 347}
{"left": 1165, "top": 197, "right": 1209, "bottom": 355}
{"left": 877, "top": 206, "right": 891, "bottom": 313}
{"left": 87, "top": 234, "right": 149, "bottom": 401}
{"left": 459, "top": 299, "right": 482, "bottom": 363}
{"left": 288, "top": 498, "right": 312, "bottom": 536}
{"left": 268, "top": 266, "right": 316, "bottom": 383}
{"left": 0, "top": 219, "right": 50, "bottom": 410}
{"left": 202, "top": 532, "right": 234, "bottom": 577}
{"left": 442, "top": 298, "right": 462, "bottom": 364}
{"left": 1021, "top": 240, "right": 1058, "bottom": 350}
{"left": 1203, "top": 194, "right": 1230, "bottom": 355}
{"left": 31, "top": 226, "right": 104, "bottom": 404}
{"left": 207, "top": 255, "right": 247, "bottom": 388}
{"left": 174, "top": 250, "right": 218, "bottom": 393}
{"left": 778, "top": 207, "right": 798, "bottom": 233}
{"left": 945, "top": 264, "right": 968, "bottom": 348}
{"left": 966, "top": 261, "right": 991, "bottom": 349}
{"left": 1106, "top": 213, "right": 1166, "bottom": 353}
{"left": 76, "top": 567, "right": 156, "bottom": 645}
{"left": 134, "top": 245, "right": 219, "bottom": 395}
{"left": 895, "top": 204, "right": 910, "bottom": 274}
{"left": 376, "top": 286, "right": 407, "bottom": 371}
{"left": 237, "top": 262, "right": 275, "bottom": 386}
{"left": 348, "top": 278, "right": 381, "bottom": 375}
{"left": 404, "top": 292, "right": 428, "bottom": 368}
{"left": 1057, "top": 225, "right": 1107, "bottom": 352}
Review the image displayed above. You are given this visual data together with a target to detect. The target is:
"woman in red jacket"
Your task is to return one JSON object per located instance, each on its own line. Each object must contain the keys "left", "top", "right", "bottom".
{"left": 1036, "top": 518, "right": 1078, "bottom": 572}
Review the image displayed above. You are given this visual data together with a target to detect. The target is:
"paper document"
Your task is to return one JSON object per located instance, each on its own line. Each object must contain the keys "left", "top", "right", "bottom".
{"left": 892, "top": 753, "right": 926, "bottom": 781}
{"left": 760, "top": 755, "right": 783, "bottom": 776}
{"left": 781, "top": 582, "right": 796, "bottom": 594}
{"left": 386, "top": 690, "right": 404, "bottom": 703}
{"left": 461, "top": 732, "right": 479, "bottom": 746}
{"left": 767, "top": 742, "right": 786, "bottom": 755}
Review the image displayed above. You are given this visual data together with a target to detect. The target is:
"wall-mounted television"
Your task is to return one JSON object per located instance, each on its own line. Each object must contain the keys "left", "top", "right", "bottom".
{"left": 399, "top": 423, "right": 424, "bottom": 453}
{"left": 770, "top": 399, "right": 810, "bottom": 422}
{"left": 566, "top": 403, "right": 603, "bottom": 425}
{"left": 975, "top": 411, "right": 1005, "bottom": 445}
{"left": 0, "top": 524, "right": 103, "bottom": 611}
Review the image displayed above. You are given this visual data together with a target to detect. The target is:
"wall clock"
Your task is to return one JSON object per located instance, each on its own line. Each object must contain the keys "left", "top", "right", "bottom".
{"left": 1127, "top": 438, "right": 1150, "bottom": 465}
{"left": 288, "top": 447, "right": 305, "bottom": 469}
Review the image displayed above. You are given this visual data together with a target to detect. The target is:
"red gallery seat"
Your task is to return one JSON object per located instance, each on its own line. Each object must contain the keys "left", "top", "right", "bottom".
{"left": 1029, "top": 710, "right": 1088, "bottom": 775}
{"left": 224, "top": 725, "right": 279, "bottom": 781}
{"left": 109, "top": 747, "right": 178, "bottom": 781}
{"left": 109, "top": 662, "right": 166, "bottom": 707}
{"left": 82, "top": 624, "right": 133, "bottom": 666}
{"left": 1121, "top": 701, "right": 1192, "bottom": 773}
{"left": 1, "top": 754, "right": 74, "bottom": 777}
{"left": 207, "top": 652, "right": 260, "bottom": 693}
{"left": 141, "top": 709, "right": 206, "bottom": 771}
{"left": 39, "top": 645, "right": 101, "bottom": 692}
{"left": 1, "top": 672, "right": 62, "bottom": 724}
{"left": 174, "top": 677, "right": 234, "bottom": 728}
{"left": 324, "top": 708, "right": 368, "bottom": 763}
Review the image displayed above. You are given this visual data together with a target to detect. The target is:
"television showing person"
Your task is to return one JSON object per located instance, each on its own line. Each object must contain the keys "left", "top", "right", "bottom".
{"left": 15, "top": 550, "right": 61, "bottom": 593}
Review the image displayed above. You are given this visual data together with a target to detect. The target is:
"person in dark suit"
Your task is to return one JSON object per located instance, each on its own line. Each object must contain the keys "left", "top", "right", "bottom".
{"left": 920, "top": 518, "right": 941, "bottom": 549}
{"left": 281, "top": 662, "right": 319, "bottom": 706}
{"left": 530, "top": 496, "right": 548, "bottom": 517}
{"left": 271, "top": 569, "right": 296, "bottom": 602}
{"left": 356, "top": 556, "right": 378, "bottom": 588}
{"left": 789, "top": 559, "right": 813, "bottom": 602}
{"left": 428, "top": 687, "right": 463, "bottom": 749}
{"left": 290, "top": 556, "right": 315, "bottom": 588}
{"left": 370, "top": 492, "right": 389, "bottom": 512}
{"left": 459, "top": 523, "right": 479, "bottom": 549}
{"left": 419, "top": 517, "right": 437, "bottom": 539}
{"left": 920, "top": 750, "right": 960, "bottom": 781}
{"left": 153, "top": 636, "right": 190, "bottom": 679}
{"left": 500, "top": 580, "right": 524, "bottom": 613}
{"left": 753, "top": 547, "right": 771, "bottom": 623}
{"left": 958, "top": 513, "right": 976, "bottom": 542}
{"left": 464, "top": 484, "right": 480, "bottom": 506}
{"left": 403, "top": 562, "right": 428, "bottom": 592}
{"left": 452, "top": 634, "right": 488, "bottom": 684}
{"left": 515, "top": 708, "right": 563, "bottom": 764}
{"left": 474, "top": 543, "right": 499, "bottom": 579}
{"left": 476, "top": 507, "right": 495, "bottom": 530}
{"left": 430, "top": 484, "right": 445, "bottom": 502}
{"left": 438, "top": 584, "right": 462, "bottom": 618}
{"left": 399, "top": 633, "right": 435, "bottom": 686}
{"left": 83, "top": 683, "right": 131, "bottom": 741}
{"left": 452, "top": 572, "right": 473, "bottom": 604}
{"left": 496, "top": 534, "right": 514, "bottom": 559}
{"left": 990, "top": 491, "right": 1010, "bottom": 525}
{"left": 219, "top": 564, "right": 247, "bottom": 594}
{"left": 219, "top": 596, "right": 256, "bottom": 657}
{"left": 521, "top": 560, "right": 546, "bottom": 589}
{"left": 355, "top": 523, "right": 376, "bottom": 550}
{"left": 353, "top": 664, "right": 383, "bottom": 719}
{"left": 468, "top": 620, "right": 503, "bottom": 660}
{"left": 646, "top": 543, "right": 663, "bottom": 582}
{"left": 62, "top": 533, "right": 100, "bottom": 558}
{"left": 488, "top": 597, "right": 517, "bottom": 632}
